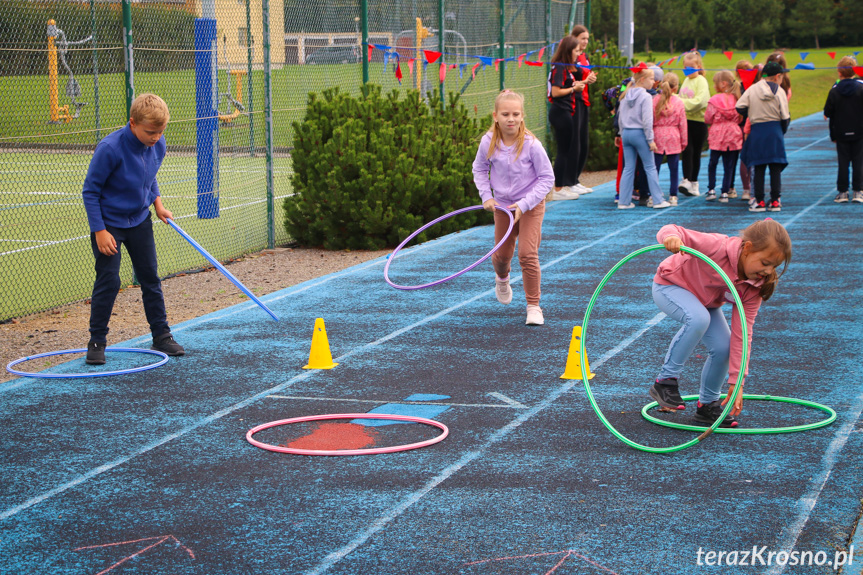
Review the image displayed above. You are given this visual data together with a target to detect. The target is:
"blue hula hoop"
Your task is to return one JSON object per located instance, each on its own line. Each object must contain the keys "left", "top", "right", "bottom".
{"left": 6, "top": 348, "right": 169, "bottom": 379}
{"left": 384, "top": 204, "right": 515, "bottom": 290}
{"left": 167, "top": 219, "right": 280, "bottom": 321}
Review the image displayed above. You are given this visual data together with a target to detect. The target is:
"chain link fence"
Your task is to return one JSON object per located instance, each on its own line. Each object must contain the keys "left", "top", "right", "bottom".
{"left": 0, "top": 0, "right": 584, "bottom": 321}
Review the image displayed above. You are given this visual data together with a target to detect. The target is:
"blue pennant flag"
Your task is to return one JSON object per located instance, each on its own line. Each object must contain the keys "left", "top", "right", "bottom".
{"left": 373, "top": 43, "right": 391, "bottom": 51}
{"left": 799, "top": 52, "right": 809, "bottom": 61}
{"left": 794, "top": 62, "right": 815, "bottom": 70}
{"left": 750, "top": 51, "right": 758, "bottom": 60}
{"left": 478, "top": 56, "right": 495, "bottom": 66}
{"left": 459, "top": 63, "right": 468, "bottom": 78}
{"left": 383, "top": 51, "right": 390, "bottom": 71}
{"left": 855, "top": 51, "right": 860, "bottom": 56}
{"left": 683, "top": 66, "right": 700, "bottom": 76}
{"left": 698, "top": 50, "right": 707, "bottom": 58}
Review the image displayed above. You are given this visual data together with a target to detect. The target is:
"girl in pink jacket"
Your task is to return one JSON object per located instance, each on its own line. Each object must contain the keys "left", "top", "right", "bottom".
{"left": 652, "top": 72, "right": 688, "bottom": 207}
{"left": 704, "top": 70, "right": 744, "bottom": 203}
{"left": 649, "top": 220, "right": 792, "bottom": 427}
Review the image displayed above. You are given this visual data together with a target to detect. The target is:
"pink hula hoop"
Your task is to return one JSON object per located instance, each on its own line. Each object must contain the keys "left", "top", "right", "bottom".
{"left": 245, "top": 413, "right": 449, "bottom": 456}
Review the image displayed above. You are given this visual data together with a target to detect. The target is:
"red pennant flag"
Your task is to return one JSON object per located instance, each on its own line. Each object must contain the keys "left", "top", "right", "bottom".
{"left": 494, "top": 58, "right": 503, "bottom": 71}
{"left": 854, "top": 66, "right": 863, "bottom": 77}
{"left": 723, "top": 51, "right": 733, "bottom": 60}
{"left": 450, "top": 64, "right": 457, "bottom": 69}
{"left": 395, "top": 62, "right": 402, "bottom": 84}
{"left": 828, "top": 52, "right": 836, "bottom": 60}
{"left": 368, "top": 45, "right": 373, "bottom": 62}
{"left": 525, "top": 60, "right": 543, "bottom": 66}
{"left": 517, "top": 54, "right": 526, "bottom": 68}
{"left": 738, "top": 68, "right": 758, "bottom": 90}
{"left": 407, "top": 58, "right": 415, "bottom": 76}
{"left": 471, "top": 62, "right": 480, "bottom": 79}
{"left": 629, "top": 62, "right": 648, "bottom": 74}
{"left": 602, "top": 52, "right": 608, "bottom": 59}
{"left": 423, "top": 50, "right": 442, "bottom": 63}
{"left": 537, "top": 47, "right": 545, "bottom": 60}
{"left": 439, "top": 62, "right": 446, "bottom": 83}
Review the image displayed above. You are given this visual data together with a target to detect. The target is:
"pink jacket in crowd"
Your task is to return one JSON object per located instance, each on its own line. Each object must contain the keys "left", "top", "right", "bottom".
{"left": 651, "top": 94, "right": 688, "bottom": 155}
{"left": 654, "top": 224, "right": 764, "bottom": 385}
{"left": 705, "top": 92, "right": 744, "bottom": 151}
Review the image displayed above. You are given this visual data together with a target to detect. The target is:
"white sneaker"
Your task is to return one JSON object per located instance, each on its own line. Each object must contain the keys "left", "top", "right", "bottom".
{"left": 691, "top": 181, "right": 700, "bottom": 196}
{"left": 574, "top": 183, "right": 594, "bottom": 194}
{"left": 678, "top": 178, "right": 692, "bottom": 195}
{"left": 646, "top": 197, "right": 653, "bottom": 208}
{"left": 652, "top": 200, "right": 671, "bottom": 209}
{"left": 525, "top": 304, "right": 544, "bottom": 325}
{"left": 853, "top": 191, "right": 863, "bottom": 203}
{"left": 495, "top": 276, "right": 513, "bottom": 304}
{"left": 549, "top": 187, "right": 579, "bottom": 201}
{"left": 742, "top": 189, "right": 751, "bottom": 200}
{"left": 617, "top": 203, "right": 635, "bottom": 209}
{"left": 669, "top": 196, "right": 678, "bottom": 206}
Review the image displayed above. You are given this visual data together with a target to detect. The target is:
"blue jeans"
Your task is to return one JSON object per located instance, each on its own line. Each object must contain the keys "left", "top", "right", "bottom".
{"left": 652, "top": 283, "right": 730, "bottom": 403}
{"left": 89, "top": 216, "right": 169, "bottom": 342}
{"left": 620, "top": 129, "right": 663, "bottom": 206}
{"left": 654, "top": 152, "right": 679, "bottom": 197}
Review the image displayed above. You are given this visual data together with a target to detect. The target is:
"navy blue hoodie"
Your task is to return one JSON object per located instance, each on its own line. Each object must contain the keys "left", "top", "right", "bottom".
{"left": 824, "top": 78, "right": 863, "bottom": 141}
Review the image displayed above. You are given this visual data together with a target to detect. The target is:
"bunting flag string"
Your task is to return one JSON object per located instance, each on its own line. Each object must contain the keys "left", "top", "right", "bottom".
{"left": 737, "top": 68, "right": 758, "bottom": 90}
{"left": 423, "top": 50, "right": 442, "bottom": 63}
{"left": 471, "top": 62, "right": 481, "bottom": 79}
{"left": 723, "top": 51, "right": 734, "bottom": 60}
{"left": 439, "top": 62, "right": 446, "bottom": 83}
{"left": 828, "top": 52, "right": 836, "bottom": 60}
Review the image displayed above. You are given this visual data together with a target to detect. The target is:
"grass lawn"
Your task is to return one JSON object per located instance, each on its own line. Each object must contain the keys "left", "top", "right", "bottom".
{"left": 633, "top": 46, "right": 863, "bottom": 120}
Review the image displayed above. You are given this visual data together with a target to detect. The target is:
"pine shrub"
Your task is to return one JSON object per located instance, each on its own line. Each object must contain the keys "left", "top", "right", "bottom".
{"left": 285, "top": 84, "right": 492, "bottom": 250}
{"left": 584, "top": 40, "right": 631, "bottom": 171}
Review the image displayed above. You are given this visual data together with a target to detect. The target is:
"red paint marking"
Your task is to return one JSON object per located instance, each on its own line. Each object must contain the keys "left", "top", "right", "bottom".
{"left": 282, "top": 422, "right": 379, "bottom": 451}
{"left": 74, "top": 535, "right": 194, "bottom": 575}
{"left": 464, "top": 549, "right": 620, "bottom": 575}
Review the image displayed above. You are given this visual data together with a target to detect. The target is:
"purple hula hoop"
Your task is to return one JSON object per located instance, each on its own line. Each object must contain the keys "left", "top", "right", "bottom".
{"left": 383, "top": 204, "right": 515, "bottom": 290}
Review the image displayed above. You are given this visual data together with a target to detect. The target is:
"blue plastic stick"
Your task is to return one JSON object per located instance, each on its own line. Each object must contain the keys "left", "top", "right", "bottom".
{"left": 167, "top": 219, "right": 279, "bottom": 321}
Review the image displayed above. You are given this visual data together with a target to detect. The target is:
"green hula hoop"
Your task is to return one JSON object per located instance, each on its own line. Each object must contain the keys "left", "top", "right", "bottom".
{"left": 580, "top": 244, "right": 747, "bottom": 453}
{"left": 642, "top": 394, "right": 837, "bottom": 434}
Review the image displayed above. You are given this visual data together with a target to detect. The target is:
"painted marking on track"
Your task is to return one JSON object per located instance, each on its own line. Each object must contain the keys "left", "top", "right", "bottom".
{"left": 463, "top": 549, "right": 620, "bottom": 575}
{"left": 267, "top": 393, "right": 528, "bottom": 409}
{"left": 74, "top": 535, "right": 194, "bottom": 575}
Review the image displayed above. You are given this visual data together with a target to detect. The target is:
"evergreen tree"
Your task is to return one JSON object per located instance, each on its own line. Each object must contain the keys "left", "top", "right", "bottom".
{"left": 786, "top": 0, "right": 837, "bottom": 48}
{"left": 738, "top": 0, "right": 783, "bottom": 49}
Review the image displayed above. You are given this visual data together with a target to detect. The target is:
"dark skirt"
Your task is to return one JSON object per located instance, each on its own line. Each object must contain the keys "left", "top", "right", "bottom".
{"left": 741, "top": 120, "right": 787, "bottom": 168}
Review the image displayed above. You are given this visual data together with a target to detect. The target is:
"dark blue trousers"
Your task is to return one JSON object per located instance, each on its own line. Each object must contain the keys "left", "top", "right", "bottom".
{"left": 89, "top": 216, "right": 169, "bottom": 342}
{"left": 708, "top": 149, "right": 740, "bottom": 194}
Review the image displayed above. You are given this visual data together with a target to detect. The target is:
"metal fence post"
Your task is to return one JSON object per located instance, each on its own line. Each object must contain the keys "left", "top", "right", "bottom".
{"left": 262, "top": 0, "right": 275, "bottom": 249}
{"left": 499, "top": 0, "right": 505, "bottom": 91}
{"left": 89, "top": 0, "right": 101, "bottom": 139}
{"left": 361, "top": 0, "right": 369, "bottom": 84}
{"left": 438, "top": 0, "right": 445, "bottom": 107}
{"left": 545, "top": 0, "right": 551, "bottom": 139}
{"left": 246, "top": 0, "right": 254, "bottom": 156}
{"left": 122, "top": 0, "right": 133, "bottom": 116}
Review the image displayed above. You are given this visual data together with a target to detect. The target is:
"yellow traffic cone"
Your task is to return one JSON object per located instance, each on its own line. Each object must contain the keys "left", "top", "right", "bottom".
{"left": 560, "top": 325, "right": 595, "bottom": 380}
{"left": 303, "top": 318, "right": 338, "bottom": 369}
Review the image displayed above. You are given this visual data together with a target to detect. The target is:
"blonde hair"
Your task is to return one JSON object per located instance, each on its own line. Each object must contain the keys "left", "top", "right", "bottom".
{"left": 712, "top": 70, "right": 741, "bottom": 100}
{"left": 765, "top": 52, "right": 791, "bottom": 94}
{"left": 487, "top": 90, "right": 533, "bottom": 161}
{"left": 683, "top": 51, "right": 706, "bottom": 76}
{"left": 838, "top": 55, "right": 857, "bottom": 79}
{"left": 631, "top": 64, "right": 654, "bottom": 88}
{"left": 130, "top": 93, "right": 170, "bottom": 126}
{"left": 740, "top": 219, "right": 792, "bottom": 301}
{"left": 654, "top": 72, "right": 679, "bottom": 117}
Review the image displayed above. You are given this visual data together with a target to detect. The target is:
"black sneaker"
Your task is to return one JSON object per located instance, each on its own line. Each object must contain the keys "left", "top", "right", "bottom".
{"left": 694, "top": 400, "right": 738, "bottom": 428}
{"left": 649, "top": 378, "right": 686, "bottom": 411}
{"left": 86, "top": 340, "right": 106, "bottom": 365}
{"left": 152, "top": 333, "right": 185, "bottom": 356}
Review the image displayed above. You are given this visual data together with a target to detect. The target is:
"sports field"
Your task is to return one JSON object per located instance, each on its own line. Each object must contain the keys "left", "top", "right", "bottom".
{"left": 2, "top": 112, "right": 863, "bottom": 575}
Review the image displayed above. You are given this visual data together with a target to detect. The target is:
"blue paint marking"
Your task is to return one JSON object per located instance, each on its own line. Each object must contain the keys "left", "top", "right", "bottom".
{"left": 403, "top": 393, "right": 450, "bottom": 401}
{"left": 352, "top": 403, "right": 450, "bottom": 426}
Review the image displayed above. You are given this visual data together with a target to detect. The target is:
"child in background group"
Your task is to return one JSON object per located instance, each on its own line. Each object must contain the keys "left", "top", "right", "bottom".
{"left": 617, "top": 67, "right": 670, "bottom": 209}
{"left": 766, "top": 52, "right": 792, "bottom": 99}
{"left": 737, "top": 61, "right": 791, "bottom": 212}
{"left": 678, "top": 52, "right": 710, "bottom": 197}
{"left": 547, "top": 35, "right": 585, "bottom": 201}
{"left": 823, "top": 55, "right": 863, "bottom": 204}
{"left": 704, "top": 70, "right": 743, "bottom": 203}
{"left": 81, "top": 93, "right": 185, "bottom": 364}
{"left": 652, "top": 72, "right": 688, "bottom": 207}
{"left": 735, "top": 61, "right": 757, "bottom": 200}
{"left": 474, "top": 90, "right": 555, "bottom": 326}
{"left": 649, "top": 220, "right": 792, "bottom": 427}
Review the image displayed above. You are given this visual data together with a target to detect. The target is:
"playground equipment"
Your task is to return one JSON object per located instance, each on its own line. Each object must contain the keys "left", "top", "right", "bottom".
{"left": 46, "top": 19, "right": 90, "bottom": 123}
{"left": 218, "top": 34, "right": 247, "bottom": 125}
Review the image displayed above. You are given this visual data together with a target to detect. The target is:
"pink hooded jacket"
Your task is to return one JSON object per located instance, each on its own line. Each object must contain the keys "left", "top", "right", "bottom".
{"left": 652, "top": 94, "right": 688, "bottom": 155}
{"left": 654, "top": 224, "right": 765, "bottom": 385}
{"left": 705, "top": 92, "right": 744, "bottom": 151}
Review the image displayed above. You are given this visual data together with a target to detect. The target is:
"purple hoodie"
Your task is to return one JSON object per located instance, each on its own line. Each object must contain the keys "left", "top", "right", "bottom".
{"left": 473, "top": 132, "right": 555, "bottom": 214}
{"left": 617, "top": 86, "right": 655, "bottom": 143}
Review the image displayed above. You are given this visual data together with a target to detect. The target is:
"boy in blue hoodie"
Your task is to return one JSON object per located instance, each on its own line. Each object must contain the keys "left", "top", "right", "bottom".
{"left": 617, "top": 66, "right": 671, "bottom": 210}
{"left": 824, "top": 56, "right": 863, "bottom": 204}
{"left": 82, "top": 93, "right": 184, "bottom": 364}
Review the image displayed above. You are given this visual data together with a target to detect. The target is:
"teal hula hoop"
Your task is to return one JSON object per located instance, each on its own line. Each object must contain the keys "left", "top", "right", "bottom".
{"left": 580, "top": 244, "right": 747, "bottom": 453}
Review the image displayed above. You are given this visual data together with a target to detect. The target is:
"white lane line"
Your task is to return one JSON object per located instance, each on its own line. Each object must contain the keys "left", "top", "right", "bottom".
{"left": 267, "top": 394, "right": 527, "bottom": 409}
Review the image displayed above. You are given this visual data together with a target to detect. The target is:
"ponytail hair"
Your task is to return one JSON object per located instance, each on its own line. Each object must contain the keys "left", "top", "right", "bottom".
{"left": 740, "top": 219, "right": 792, "bottom": 301}
{"left": 654, "top": 72, "right": 679, "bottom": 117}
{"left": 713, "top": 69, "right": 741, "bottom": 100}
{"left": 487, "top": 90, "right": 534, "bottom": 161}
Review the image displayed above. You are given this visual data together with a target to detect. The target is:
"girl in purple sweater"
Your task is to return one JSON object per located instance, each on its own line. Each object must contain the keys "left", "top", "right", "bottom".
{"left": 473, "top": 90, "right": 555, "bottom": 326}
{"left": 649, "top": 219, "right": 791, "bottom": 427}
